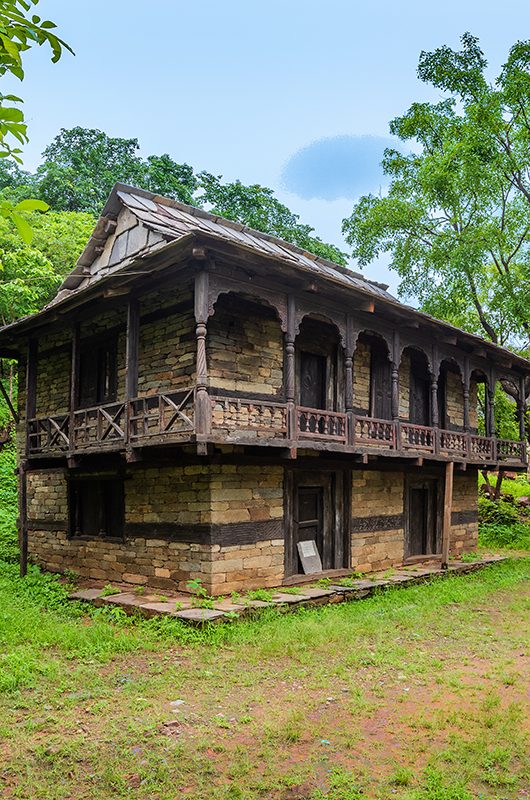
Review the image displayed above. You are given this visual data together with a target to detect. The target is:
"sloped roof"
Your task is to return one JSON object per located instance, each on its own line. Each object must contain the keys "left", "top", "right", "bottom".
{"left": 63, "top": 183, "right": 395, "bottom": 303}
{"left": 1, "top": 183, "right": 530, "bottom": 372}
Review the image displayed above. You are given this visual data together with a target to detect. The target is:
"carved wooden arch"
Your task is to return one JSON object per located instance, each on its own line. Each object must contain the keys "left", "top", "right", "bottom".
{"left": 353, "top": 328, "right": 393, "bottom": 362}
{"left": 437, "top": 356, "right": 466, "bottom": 386}
{"left": 207, "top": 274, "right": 288, "bottom": 332}
{"left": 399, "top": 343, "right": 434, "bottom": 375}
{"left": 469, "top": 366, "right": 491, "bottom": 393}
{"left": 294, "top": 306, "right": 347, "bottom": 348}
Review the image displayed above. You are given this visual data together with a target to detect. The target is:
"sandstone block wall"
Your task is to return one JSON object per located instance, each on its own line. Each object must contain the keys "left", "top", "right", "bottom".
{"left": 450, "top": 470, "right": 479, "bottom": 556}
{"left": 351, "top": 470, "right": 405, "bottom": 571}
{"left": 353, "top": 341, "right": 371, "bottom": 413}
{"left": 137, "top": 288, "right": 195, "bottom": 396}
{"left": 208, "top": 294, "right": 283, "bottom": 396}
{"left": 445, "top": 371, "right": 464, "bottom": 429}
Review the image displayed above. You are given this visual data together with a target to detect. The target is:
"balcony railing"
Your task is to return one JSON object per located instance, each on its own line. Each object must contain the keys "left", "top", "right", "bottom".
{"left": 26, "top": 394, "right": 527, "bottom": 466}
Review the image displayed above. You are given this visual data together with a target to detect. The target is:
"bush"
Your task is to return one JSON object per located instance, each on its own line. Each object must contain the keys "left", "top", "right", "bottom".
{"left": 478, "top": 495, "right": 518, "bottom": 525}
{"left": 479, "top": 522, "right": 530, "bottom": 551}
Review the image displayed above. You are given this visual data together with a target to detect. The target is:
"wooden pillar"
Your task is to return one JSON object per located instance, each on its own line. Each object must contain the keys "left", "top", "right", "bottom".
{"left": 518, "top": 374, "right": 526, "bottom": 443}
{"left": 69, "top": 323, "right": 80, "bottom": 453}
{"left": 124, "top": 298, "right": 140, "bottom": 447}
{"left": 345, "top": 315, "right": 354, "bottom": 444}
{"left": 25, "top": 339, "right": 37, "bottom": 457}
{"left": 19, "top": 459, "right": 28, "bottom": 577}
{"left": 430, "top": 376, "right": 439, "bottom": 427}
{"left": 486, "top": 384, "right": 495, "bottom": 437}
{"left": 286, "top": 295, "right": 296, "bottom": 441}
{"left": 391, "top": 330, "right": 400, "bottom": 421}
{"left": 441, "top": 460, "right": 454, "bottom": 569}
{"left": 194, "top": 269, "right": 211, "bottom": 445}
{"left": 462, "top": 358, "right": 470, "bottom": 432}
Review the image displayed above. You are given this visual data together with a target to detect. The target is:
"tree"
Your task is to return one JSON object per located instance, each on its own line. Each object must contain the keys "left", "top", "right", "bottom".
{"left": 199, "top": 172, "right": 348, "bottom": 265}
{"left": 0, "top": 0, "right": 72, "bottom": 160}
{"left": 342, "top": 34, "right": 530, "bottom": 352}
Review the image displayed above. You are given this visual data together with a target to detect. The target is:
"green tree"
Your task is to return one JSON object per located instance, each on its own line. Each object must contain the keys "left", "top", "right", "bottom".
{"left": 199, "top": 172, "right": 348, "bottom": 265}
{"left": 342, "top": 33, "right": 530, "bottom": 351}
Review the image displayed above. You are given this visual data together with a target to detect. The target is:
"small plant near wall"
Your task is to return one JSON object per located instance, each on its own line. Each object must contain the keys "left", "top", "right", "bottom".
{"left": 100, "top": 584, "right": 121, "bottom": 597}
{"left": 186, "top": 578, "right": 215, "bottom": 609}
{"left": 245, "top": 588, "right": 274, "bottom": 603}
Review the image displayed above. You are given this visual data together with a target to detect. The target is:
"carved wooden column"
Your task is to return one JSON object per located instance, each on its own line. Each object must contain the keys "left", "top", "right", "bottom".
{"left": 518, "top": 374, "right": 527, "bottom": 443}
{"left": 194, "top": 269, "right": 211, "bottom": 447}
{"left": 391, "top": 330, "right": 400, "bottom": 421}
{"left": 485, "top": 382, "right": 495, "bottom": 437}
{"left": 463, "top": 357, "right": 470, "bottom": 433}
{"left": 69, "top": 323, "right": 80, "bottom": 456}
{"left": 345, "top": 315, "right": 355, "bottom": 445}
{"left": 25, "top": 338, "right": 37, "bottom": 457}
{"left": 286, "top": 295, "right": 296, "bottom": 441}
{"left": 124, "top": 298, "right": 140, "bottom": 452}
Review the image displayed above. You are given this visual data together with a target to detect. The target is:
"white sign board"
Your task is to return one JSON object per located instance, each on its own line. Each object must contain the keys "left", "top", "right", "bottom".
{"left": 297, "top": 539, "right": 323, "bottom": 574}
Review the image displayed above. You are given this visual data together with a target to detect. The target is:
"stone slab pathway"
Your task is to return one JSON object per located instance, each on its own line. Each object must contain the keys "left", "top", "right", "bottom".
{"left": 68, "top": 556, "right": 507, "bottom": 625}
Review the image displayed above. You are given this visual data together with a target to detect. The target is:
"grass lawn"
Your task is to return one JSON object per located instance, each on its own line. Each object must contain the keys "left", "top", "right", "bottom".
{"left": 0, "top": 559, "right": 528, "bottom": 799}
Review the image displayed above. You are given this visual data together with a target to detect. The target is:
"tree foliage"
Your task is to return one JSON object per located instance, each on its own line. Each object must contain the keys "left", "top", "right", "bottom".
{"left": 28, "top": 126, "right": 347, "bottom": 264}
{"left": 342, "top": 33, "right": 530, "bottom": 351}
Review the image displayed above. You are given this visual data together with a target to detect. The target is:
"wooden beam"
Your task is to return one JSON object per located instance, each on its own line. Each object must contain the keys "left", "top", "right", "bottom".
{"left": 25, "top": 339, "right": 37, "bottom": 457}
{"left": 18, "top": 460, "right": 28, "bottom": 577}
{"left": 441, "top": 460, "right": 454, "bottom": 569}
{"left": 0, "top": 379, "right": 18, "bottom": 423}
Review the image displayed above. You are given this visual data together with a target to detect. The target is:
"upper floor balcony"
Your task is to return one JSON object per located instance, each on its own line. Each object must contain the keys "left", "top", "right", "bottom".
{"left": 20, "top": 269, "right": 529, "bottom": 469}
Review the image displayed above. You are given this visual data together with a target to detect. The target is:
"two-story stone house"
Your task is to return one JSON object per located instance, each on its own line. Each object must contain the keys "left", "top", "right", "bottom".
{"left": 0, "top": 184, "right": 528, "bottom": 594}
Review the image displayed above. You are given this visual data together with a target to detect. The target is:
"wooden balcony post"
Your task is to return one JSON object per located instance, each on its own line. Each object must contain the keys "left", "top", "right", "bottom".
{"left": 486, "top": 385, "right": 495, "bottom": 437}
{"left": 18, "top": 459, "right": 28, "bottom": 577}
{"left": 518, "top": 374, "right": 526, "bottom": 444}
{"left": 25, "top": 338, "right": 37, "bottom": 457}
{"left": 463, "top": 358, "right": 470, "bottom": 433}
{"left": 346, "top": 314, "right": 355, "bottom": 445}
{"left": 391, "top": 329, "right": 400, "bottom": 421}
{"left": 194, "top": 269, "right": 211, "bottom": 442}
{"left": 124, "top": 297, "right": 140, "bottom": 446}
{"left": 441, "top": 460, "right": 454, "bottom": 569}
{"left": 69, "top": 323, "right": 79, "bottom": 453}
{"left": 286, "top": 295, "right": 296, "bottom": 440}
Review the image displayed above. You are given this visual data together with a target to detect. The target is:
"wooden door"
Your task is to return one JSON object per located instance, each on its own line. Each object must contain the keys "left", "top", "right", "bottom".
{"left": 370, "top": 350, "right": 391, "bottom": 419}
{"left": 406, "top": 478, "right": 439, "bottom": 557}
{"left": 287, "top": 471, "right": 349, "bottom": 575}
{"left": 410, "top": 371, "right": 430, "bottom": 426}
{"left": 300, "top": 351, "right": 327, "bottom": 409}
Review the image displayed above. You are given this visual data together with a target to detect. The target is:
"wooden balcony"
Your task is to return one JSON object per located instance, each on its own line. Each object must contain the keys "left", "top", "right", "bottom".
{"left": 26, "top": 392, "right": 528, "bottom": 467}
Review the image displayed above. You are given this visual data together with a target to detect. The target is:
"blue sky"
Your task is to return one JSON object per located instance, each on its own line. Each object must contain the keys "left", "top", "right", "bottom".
{"left": 11, "top": 0, "right": 530, "bottom": 292}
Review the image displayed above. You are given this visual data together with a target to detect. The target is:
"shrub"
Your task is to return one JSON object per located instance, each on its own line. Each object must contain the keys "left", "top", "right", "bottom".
{"left": 479, "top": 523, "right": 530, "bottom": 551}
{"left": 478, "top": 495, "right": 518, "bottom": 526}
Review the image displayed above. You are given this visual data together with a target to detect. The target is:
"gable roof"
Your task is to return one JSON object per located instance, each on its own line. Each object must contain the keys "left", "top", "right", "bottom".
{"left": 63, "top": 183, "right": 395, "bottom": 303}
{"left": 1, "top": 182, "right": 529, "bottom": 373}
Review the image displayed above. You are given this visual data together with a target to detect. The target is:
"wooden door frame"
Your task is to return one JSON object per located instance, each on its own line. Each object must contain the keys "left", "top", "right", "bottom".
{"left": 284, "top": 467, "right": 351, "bottom": 578}
{"left": 404, "top": 473, "right": 443, "bottom": 559}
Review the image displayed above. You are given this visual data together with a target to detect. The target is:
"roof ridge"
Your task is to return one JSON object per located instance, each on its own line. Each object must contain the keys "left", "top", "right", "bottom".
{"left": 111, "top": 183, "right": 389, "bottom": 292}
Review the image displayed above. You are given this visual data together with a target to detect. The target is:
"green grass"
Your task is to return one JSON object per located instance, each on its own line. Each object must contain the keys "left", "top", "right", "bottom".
{"left": 0, "top": 558, "right": 528, "bottom": 798}
{"left": 0, "top": 442, "right": 18, "bottom": 563}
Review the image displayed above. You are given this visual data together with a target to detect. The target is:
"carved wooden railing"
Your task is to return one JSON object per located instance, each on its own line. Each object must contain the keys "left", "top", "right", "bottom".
{"left": 400, "top": 422, "right": 436, "bottom": 452}
{"left": 130, "top": 388, "right": 195, "bottom": 441}
{"left": 296, "top": 406, "right": 347, "bottom": 442}
{"left": 210, "top": 395, "right": 288, "bottom": 439}
{"left": 438, "top": 429, "right": 468, "bottom": 457}
{"left": 496, "top": 438, "right": 526, "bottom": 463}
{"left": 72, "top": 402, "right": 126, "bottom": 449}
{"left": 353, "top": 415, "right": 395, "bottom": 447}
{"left": 28, "top": 414, "right": 70, "bottom": 454}
{"left": 468, "top": 434, "right": 494, "bottom": 461}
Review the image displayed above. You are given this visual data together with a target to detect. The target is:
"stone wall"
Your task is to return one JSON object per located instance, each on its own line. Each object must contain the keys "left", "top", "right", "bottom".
{"left": 351, "top": 470, "right": 405, "bottom": 571}
{"left": 353, "top": 341, "right": 370, "bottom": 413}
{"left": 137, "top": 289, "right": 195, "bottom": 396}
{"left": 399, "top": 353, "right": 411, "bottom": 419}
{"left": 450, "top": 470, "right": 479, "bottom": 556}
{"left": 445, "top": 371, "right": 464, "bottom": 429}
{"left": 208, "top": 294, "right": 283, "bottom": 396}
{"left": 27, "top": 463, "right": 285, "bottom": 595}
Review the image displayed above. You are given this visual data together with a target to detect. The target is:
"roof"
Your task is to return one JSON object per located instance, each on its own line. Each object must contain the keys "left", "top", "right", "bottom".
{"left": 1, "top": 182, "right": 530, "bottom": 372}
